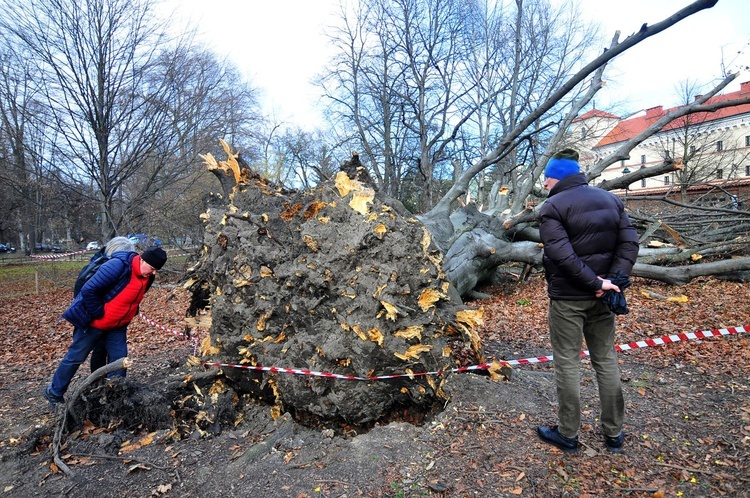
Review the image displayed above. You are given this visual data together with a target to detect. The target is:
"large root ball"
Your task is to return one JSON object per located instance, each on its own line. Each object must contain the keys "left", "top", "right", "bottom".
{"left": 187, "top": 147, "right": 484, "bottom": 424}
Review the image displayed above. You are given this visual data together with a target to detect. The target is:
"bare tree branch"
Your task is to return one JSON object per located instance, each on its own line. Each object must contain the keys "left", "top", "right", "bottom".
{"left": 430, "top": 0, "right": 720, "bottom": 218}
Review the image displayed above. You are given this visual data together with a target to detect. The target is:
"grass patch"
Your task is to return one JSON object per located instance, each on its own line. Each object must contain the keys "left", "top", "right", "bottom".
{"left": 0, "top": 251, "right": 191, "bottom": 298}
{"left": 0, "top": 260, "right": 83, "bottom": 297}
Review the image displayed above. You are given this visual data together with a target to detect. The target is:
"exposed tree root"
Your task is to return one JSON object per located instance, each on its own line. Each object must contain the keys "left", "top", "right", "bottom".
{"left": 234, "top": 412, "right": 293, "bottom": 466}
{"left": 52, "top": 357, "right": 130, "bottom": 476}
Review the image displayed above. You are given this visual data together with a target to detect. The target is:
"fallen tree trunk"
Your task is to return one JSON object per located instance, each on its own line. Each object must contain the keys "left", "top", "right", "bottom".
{"left": 633, "top": 257, "right": 750, "bottom": 285}
{"left": 635, "top": 241, "right": 748, "bottom": 265}
{"left": 443, "top": 226, "right": 541, "bottom": 297}
{"left": 438, "top": 201, "right": 750, "bottom": 294}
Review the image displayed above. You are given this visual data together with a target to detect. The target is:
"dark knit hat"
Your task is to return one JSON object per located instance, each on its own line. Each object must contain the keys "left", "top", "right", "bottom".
{"left": 141, "top": 246, "right": 167, "bottom": 270}
{"left": 544, "top": 148, "right": 580, "bottom": 180}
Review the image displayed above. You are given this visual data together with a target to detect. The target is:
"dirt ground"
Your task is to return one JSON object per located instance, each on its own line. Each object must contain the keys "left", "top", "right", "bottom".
{"left": 0, "top": 274, "right": 749, "bottom": 497}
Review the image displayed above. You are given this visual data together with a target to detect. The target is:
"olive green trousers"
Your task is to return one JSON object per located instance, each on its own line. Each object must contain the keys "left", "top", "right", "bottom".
{"left": 548, "top": 299, "right": 624, "bottom": 439}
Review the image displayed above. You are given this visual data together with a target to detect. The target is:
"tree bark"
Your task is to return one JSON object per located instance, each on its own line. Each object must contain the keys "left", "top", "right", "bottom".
{"left": 633, "top": 257, "right": 750, "bottom": 285}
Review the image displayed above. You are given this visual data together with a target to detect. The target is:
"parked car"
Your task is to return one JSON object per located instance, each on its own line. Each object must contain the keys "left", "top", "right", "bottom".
{"left": 0, "top": 243, "right": 16, "bottom": 253}
{"left": 86, "top": 241, "right": 101, "bottom": 251}
{"left": 35, "top": 242, "right": 52, "bottom": 252}
{"left": 127, "top": 233, "right": 161, "bottom": 247}
{"left": 51, "top": 244, "right": 64, "bottom": 253}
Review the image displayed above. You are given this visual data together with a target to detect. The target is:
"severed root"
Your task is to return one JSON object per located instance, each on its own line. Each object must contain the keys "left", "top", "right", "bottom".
{"left": 52, "top": 357, "right": 131, "bottom": 476}
{"left": 234, "top": 412, "right": 293, "bottom": 466}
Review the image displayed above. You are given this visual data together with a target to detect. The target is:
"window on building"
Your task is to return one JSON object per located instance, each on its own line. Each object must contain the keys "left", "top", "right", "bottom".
{"left": 746, "top": 165, "right": 750, "bottom": 176}
{"left": 689, "top": 145, "right": 696, "bottom": 155}
{"left": 746, "top": 136, "right": 750, "bottom": 147}
{"left": 641, "top": 178, "right": 646, "bottom": 188}
{"left": 717, "top": 169, "right": 723, "bottom": 179}
{"left": 581, "top": 126, "right": 588, "bottom": 139}
{"left": 641, "top": 155, "right": 646, "bottom": 164}
{"left": 716, "top": 140, "right": 723, "bottom": 152}
{"left": 664, "top": 176, "right": 670, "bottom": 185}
{"left": 664, "top": 150, "right": 671, "bottom": 159}
{"left": 620, "top": 159, "right": 625, "bottom": 167}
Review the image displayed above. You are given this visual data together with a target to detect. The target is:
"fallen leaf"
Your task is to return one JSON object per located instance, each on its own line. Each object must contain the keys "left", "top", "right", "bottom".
{"left": 155, "top": 483, "right": 172, "bottom": 494}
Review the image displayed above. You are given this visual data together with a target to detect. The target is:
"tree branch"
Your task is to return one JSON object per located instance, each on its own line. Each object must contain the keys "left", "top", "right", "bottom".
{"left": 626, "top": 194, "right": 750, "bottom": 217}
{"left": 633, "top": 257, "right": 750, "bottom": 285}
{"left": 429, "top": 0, "right": 720, "bottom": 216}
{"left": 590, "top": 74, "right": 749, "bottom": 177}
{"left": 595, "top": 159, "right": 683, "bottom": 191}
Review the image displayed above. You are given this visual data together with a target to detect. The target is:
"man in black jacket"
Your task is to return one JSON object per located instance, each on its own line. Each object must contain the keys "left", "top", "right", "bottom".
{"left": 537, "top": 149, "right": 639, "bottom": 453}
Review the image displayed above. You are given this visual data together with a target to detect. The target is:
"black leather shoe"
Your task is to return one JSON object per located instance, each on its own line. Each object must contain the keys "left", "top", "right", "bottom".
{"left": 537, "top": 425, "right": 578, "bottom": 453}
{"left": 604, "top": 432, "right": 625, "bottom": 453}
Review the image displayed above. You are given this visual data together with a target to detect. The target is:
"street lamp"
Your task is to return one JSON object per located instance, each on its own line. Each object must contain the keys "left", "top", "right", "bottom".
{"left": 621, "top": 168, "right": 631, "bottom": 200}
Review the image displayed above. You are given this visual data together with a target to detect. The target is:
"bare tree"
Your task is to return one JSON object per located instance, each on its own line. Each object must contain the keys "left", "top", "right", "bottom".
{"left": 323, "top": 0, "right": 750, "bottom": 295}
{"left": 0, "top": 0, "right": 183, "bottom": 239}
{"left": 662, "top": 81, "right": 750, "bottom": 201}
{"left": 0, "top": 0, "right": 265, "bottom": 245}
{"left": 0, "top": 44, "right": 35, "bottom": 250}
{"left": 117, "top": 46, "right": 263, "bottom": 239}
{"left": 457, "top": 0, "right": 600, "bottom": 215}
{"left": 320, "top": 0, "right": 411, "bottom": 200}
{"left": 386, "top": 0, "right": 477, "bottom": 211}
{"left": 323, "top": 0, "right": 601, "bottom": 214}
{"left": 275, "top": 127, "right": 339, "bottom": 189}
{"left": 0, "top": 41, "right": 63, "bottom": 251}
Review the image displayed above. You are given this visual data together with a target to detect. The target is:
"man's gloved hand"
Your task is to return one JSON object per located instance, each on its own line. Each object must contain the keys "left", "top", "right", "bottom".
{"left": 601, "top": 271, "right": 632, "bottom": 315}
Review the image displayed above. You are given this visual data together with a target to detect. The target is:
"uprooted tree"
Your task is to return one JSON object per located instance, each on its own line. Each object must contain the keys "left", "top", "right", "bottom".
{"left": 184, "top": 145, "right": 487, "bottom": 424}
{"left": 183, "top": 0, "right": 750, "bottom": 425}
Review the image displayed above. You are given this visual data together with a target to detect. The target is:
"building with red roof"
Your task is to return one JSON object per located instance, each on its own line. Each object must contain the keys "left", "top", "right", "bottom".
{"left": 572, "top": 80, "right": 750, "bottom": 207}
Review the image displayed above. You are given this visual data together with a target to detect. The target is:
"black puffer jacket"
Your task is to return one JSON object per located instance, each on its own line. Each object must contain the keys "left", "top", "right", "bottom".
{"left": 539, "top": 173, "right": 639, "bottom": 300}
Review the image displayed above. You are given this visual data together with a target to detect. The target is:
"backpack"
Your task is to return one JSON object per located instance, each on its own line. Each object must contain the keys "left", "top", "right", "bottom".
{"left": 73, "top": 249, "right": 109, "bottom": 297}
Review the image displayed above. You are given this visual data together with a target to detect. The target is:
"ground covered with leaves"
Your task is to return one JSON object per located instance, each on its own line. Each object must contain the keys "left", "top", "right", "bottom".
{"left": 0, "top": 273, "right": 749, "bottom": 497}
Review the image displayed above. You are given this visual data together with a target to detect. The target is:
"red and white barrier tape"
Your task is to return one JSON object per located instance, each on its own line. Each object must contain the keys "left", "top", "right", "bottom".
{"left": 197, "top": 325, "right": 749, "bottom": 381}
{"left": 613, "top": 326, "right": 746, "bottom": 352}
{"left": 31, "top": 249, "right": 91, "bottom": 260}
{"left": 474, "top": 325, "right": 750, "bottom": 367}
{"left": 138, "top": 313, "right": 199, "bottom": 354}
{"left": 136, "top": 313, "right": 748, "bottom": 381}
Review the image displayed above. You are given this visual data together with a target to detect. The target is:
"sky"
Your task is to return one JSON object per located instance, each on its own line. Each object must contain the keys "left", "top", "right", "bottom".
{"left": 576, "top": 0, "right": 749, "bottom": 114}
{"left": 163, "top": 0, "right": 749, "bottom": 128}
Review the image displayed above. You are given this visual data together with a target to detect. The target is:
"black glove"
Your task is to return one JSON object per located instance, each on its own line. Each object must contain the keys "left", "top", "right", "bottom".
{"left": 600, "top": 271, "right": 632, "bottom": 315}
